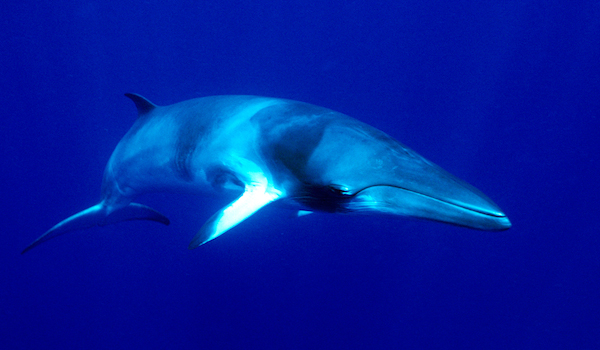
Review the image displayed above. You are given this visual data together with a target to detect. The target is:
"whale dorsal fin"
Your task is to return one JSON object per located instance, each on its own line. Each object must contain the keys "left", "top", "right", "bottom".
{"left": 124, "top": 93, "right": 157, "bottom": 117}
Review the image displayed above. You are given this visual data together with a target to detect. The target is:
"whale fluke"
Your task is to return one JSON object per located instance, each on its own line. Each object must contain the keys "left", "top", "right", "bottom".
{"left": 22, "top": 202, "right": 169, "bottom": 254}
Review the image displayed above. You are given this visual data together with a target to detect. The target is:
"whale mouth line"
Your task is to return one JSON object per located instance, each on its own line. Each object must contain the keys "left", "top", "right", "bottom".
{"left": 355, "top": 184, "right": 507, "bottom": 218}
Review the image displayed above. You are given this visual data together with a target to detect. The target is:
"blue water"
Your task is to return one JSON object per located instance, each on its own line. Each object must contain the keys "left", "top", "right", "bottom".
{"left": 2, "top": 1, "right": 599, "bottom": 348}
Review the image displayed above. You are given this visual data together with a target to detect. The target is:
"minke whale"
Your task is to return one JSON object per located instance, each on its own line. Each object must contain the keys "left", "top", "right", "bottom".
{"left": 22, "top": 94, "right": 511, "bottom": 254}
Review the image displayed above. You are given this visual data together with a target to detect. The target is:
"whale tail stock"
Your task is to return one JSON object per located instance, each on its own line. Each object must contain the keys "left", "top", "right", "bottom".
{"left": 21, "top": 202, "right": 170, "bottom": 254}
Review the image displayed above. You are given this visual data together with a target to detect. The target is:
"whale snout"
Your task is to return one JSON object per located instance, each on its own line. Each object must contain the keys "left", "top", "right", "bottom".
{"left": 346, "top": 180, "right": 511, "bottom": 231}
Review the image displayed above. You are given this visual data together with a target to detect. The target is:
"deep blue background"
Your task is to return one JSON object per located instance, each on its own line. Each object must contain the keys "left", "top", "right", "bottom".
{"left": 2, "top": 1, "right": 599, "bottom": 349}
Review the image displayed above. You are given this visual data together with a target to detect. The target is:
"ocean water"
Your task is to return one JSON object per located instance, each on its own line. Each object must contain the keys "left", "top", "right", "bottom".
{"left": 1, "top": 0, "right": 599, "bottom": 349}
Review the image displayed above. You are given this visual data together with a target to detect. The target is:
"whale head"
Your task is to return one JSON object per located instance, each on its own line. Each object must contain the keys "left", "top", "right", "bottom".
{"left": 291, "top": 112, "right": 511, "bottom": 231}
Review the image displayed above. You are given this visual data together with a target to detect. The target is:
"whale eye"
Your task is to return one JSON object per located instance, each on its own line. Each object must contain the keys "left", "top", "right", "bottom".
{"left": 328, "top": 184, "right": 352, "bottom": 196}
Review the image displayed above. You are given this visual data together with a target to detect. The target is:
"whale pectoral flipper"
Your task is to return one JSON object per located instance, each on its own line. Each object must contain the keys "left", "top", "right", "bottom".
{"left": 188, "top": 185, "right": 283, "bottom": 249}
{"left": 21, "top": 202, "right": 170, "bottom": 254}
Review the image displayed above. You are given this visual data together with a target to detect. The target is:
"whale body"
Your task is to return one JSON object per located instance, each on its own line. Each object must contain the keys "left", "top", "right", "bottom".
{"left": 22, "top": 94, "right": 510, "bottom": 254}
